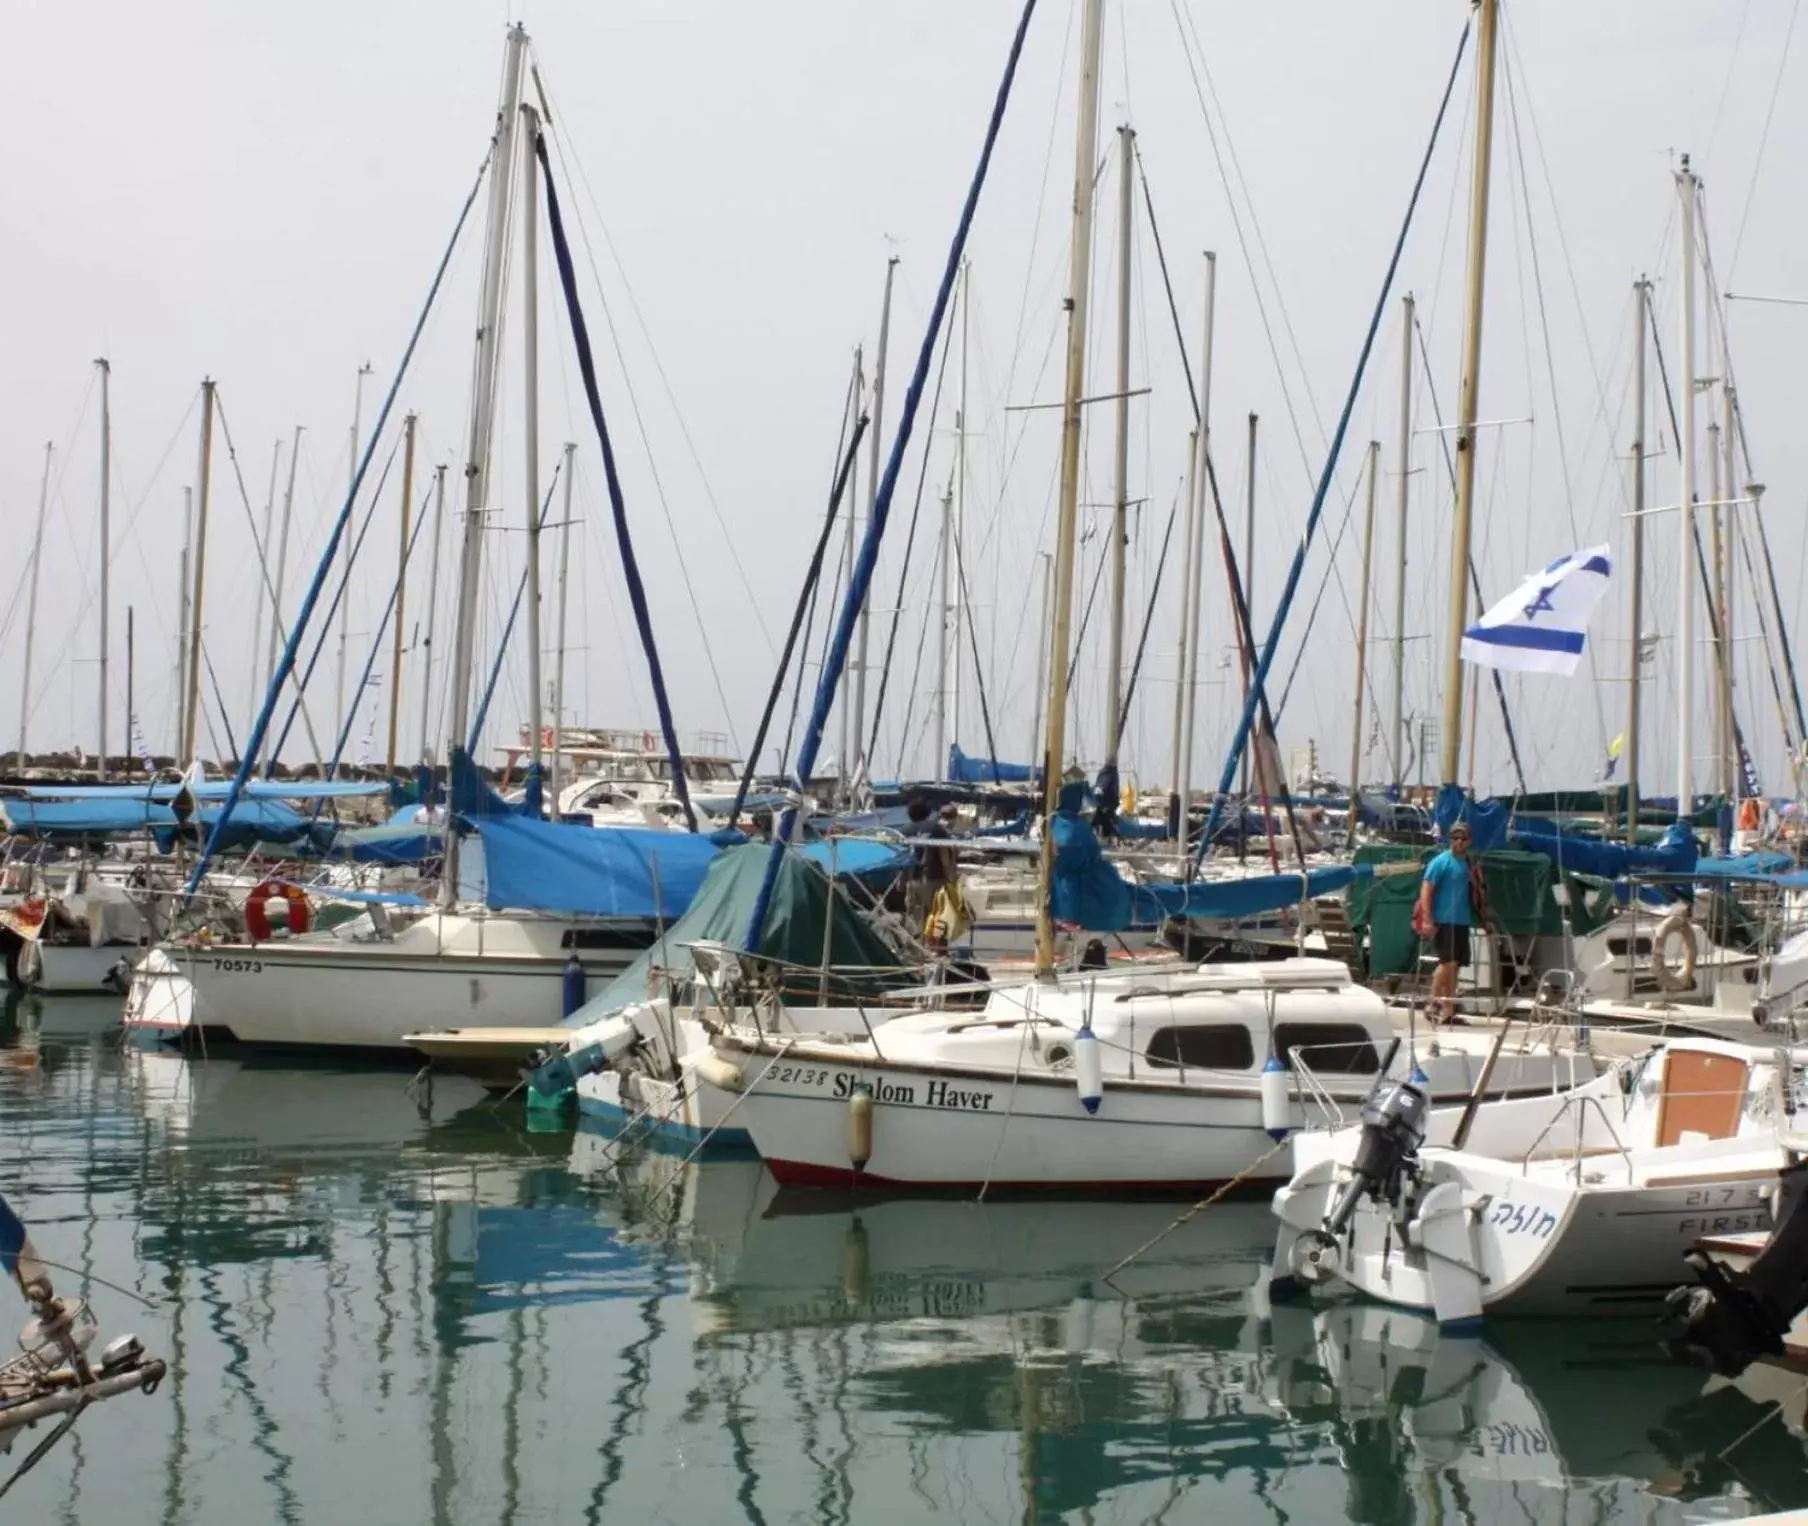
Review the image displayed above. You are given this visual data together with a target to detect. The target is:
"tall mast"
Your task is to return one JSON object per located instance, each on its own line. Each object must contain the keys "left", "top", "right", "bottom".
{"left": 386, "top": 412, "right": 418, "bottom": 775}
{"left": 1436, "top": 0, "right": 1500, "bottom": 792}
{"left": 1167, "top": 428, "right": 1197, "bottom": 826}
{"left": 1675, "top": 156, "right": 1698, "bottom": 815}
{"left": 265, "top": 425, "right": 303, "bottom": 699}
{"left": 1239, "top": 411, "right": 1257, "bottom": 800}
{"left": 250, "top": 435, "right": 282, "bottom": 721}
{"left": 1723, "top": 381, "right": 1739, "bottom": 805}
{"left": 1175, "top": 252, "right": 1217, "bottom": 836}
{"left": 549, "top": 441, "right": 576, "bottom": 808}
{"left": 95, "top": 357, "right": 112, "bottom": 779}
{"left": 1034, "top": 0, "right": 1106, "bottom": 976}
{"left": 1708, "top": 409, "right": 1727, "bottom": 803}
{"left": 182, "top": 379, "right": 217, "bottom": 767}
{"left": 838, "top": 348, "right": 863, "bottom": 786}
{"left": 337, "top": 362, "right": 372, "bottom": 729}
{"left": 852, "top": 256, "right": 897, "bottom": 782}
{"left": 522, "top": 101, "right": 545, "bottom": 780}
{"left": 175, "top": 488, "right": 191, "bottom": 755}
{"left": 950, "top": 263, "right": 970, "bottom": 770}
{"left": 444, "top": 22, "right": 528, "bottom": 901}
{"left": 125, "top": 606, "right": 135, "bottom": 777}
{"left": 445, "top": 23, "right": 528, "bottom": 766}
{"left": 1391, "top": 293, "right": 1413, "bottom": 789}
{"left": 1105, "top": 124, "right": 1135, "bottom": 768}
{"left": 1028, "top": 549, "right": 1052, "bottom": 770}
{"left": 1626, "top": 278, "right": 1648, "bottom": 834}
{"left": 418, "top": 463, "right": 448, "bottom": 764}
{"left": 1348, "top": 441, "right": 1380, "bottom": 807}
{"left": 17, "top": 442, "right": 53, "bottom": 771}
{"left": 933, "top": 483, "right": 953, "bottom": 778}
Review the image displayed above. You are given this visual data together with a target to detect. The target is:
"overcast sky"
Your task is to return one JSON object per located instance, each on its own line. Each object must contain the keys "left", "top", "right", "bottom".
{"left": 6, "top": 1, "right": 1805, "bottom": 797}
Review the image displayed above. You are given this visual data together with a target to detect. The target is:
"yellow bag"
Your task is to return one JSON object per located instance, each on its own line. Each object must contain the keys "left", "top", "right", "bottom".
{"left": 925, "top": 880, "right": 970, "bottom": 944}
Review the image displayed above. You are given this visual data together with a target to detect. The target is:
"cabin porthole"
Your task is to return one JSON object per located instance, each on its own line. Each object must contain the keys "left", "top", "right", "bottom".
{"left": 1046, "top": 1044, "right": 1073, "bottom": 1068}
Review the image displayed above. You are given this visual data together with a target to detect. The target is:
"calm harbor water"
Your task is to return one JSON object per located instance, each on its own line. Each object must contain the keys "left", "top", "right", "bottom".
{"left": 2, "top": 994, "right": 1806, "bottom": 1523}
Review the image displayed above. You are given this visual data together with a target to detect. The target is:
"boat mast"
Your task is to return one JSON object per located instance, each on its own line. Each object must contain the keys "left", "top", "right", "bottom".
{"left": 1104, "top": 124, "right": 1134, "bottom": 769}
{"left": 174, "top": 488, "right": 191, "bottom": 756}
{"left": 95, "top": 357, "right": 111, "bottom": 779}
{"left": 1028, "top": 548, "right": 1051, "bottom": 770}
{"left": 1708, "top": 405, "right": 1727, "bottom": 804}
{"left": 851, "top": 256, "right": 897, "bottom": 785}
{"left": 1722, "top": 381, "right": 1739, "bottom": 806}
{"left": 549, "top": 441, "right": 576, "bottom": 807}
{"left": 1167, "top": 428, "right": 1197, "bottom": 830}
{"left": 444, "top": 22, "right": 528, "bottom": 901}
{"left": 125, "top": 606, "right": 135, "bottom": 777}
{"left": 1436, "top": 0, "right": 1500, "bottom": 795}
{"left": 386, "top": 411, "right": 417, "bottom": 775}
{"left": 1348, "top": 440, "right": 1380, "bottom": 807}
{"left": 418, "top": 462, "right": 448, "bottom": 765}
{"left": 1391, "top": 293, "right": 1413, "bottom": 790}
{"left": 838, "top": 347, "right": 863, "bottom": 787}
{"left": 336, "top": 362, "right": 372, "bottom": 731}
{"left": 1240, "top": 411, "right": 1257, "bottom": 800}
{"left": 1675, "top": 156, "right": 1698, "bottom": 815}
{"left": 265, "top": 425, "right": 303, "bottom": 700}
{"left": 250, "top": 435, "right": 282, "bottom": 727}
{"left": 1626, "top": 277, "right": 1648, "bottom": 834}
{"left": 182, "top": 379, "right": 217, "bottom": 768}
{"left": 16, "top": 441, "right": 52, "bottom": 772}
{"left": 1034, "top": 0, "right": 1106, "bottom": 977}
{"left": 522, "top": 102, "right": 545, "bottom": 784}
{"left": 950, "top": 263, "right": 970, "bottom": 773}
{"left": 1173, "top": 252, "right": 1216, "bottom": 838}
{"left": 933, "top": 482, "right": 953, "bottom": 778}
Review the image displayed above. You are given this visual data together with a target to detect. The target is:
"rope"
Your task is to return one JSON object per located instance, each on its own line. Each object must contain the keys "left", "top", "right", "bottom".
{"left": 1201, "top": 14, "right": 1470, "bottom": 852}
{"left": 1097, "top": 1135, "right": 1291, "bottom": 1284}
{"left": 537, "top": 129, "right": 697, "bottom": 832}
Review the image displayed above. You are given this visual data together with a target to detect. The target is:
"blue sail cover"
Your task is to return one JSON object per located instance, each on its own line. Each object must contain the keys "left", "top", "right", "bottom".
{"left": 1508, "top": 815, "right": 1698, "bottom": 879}
{"left": 947, "top": 744, "right": 1042, "bottom": 785}
{"left": 469, "top": 816, "right": 722, "bottom": 918}
{"left": 1049, "top": 794, "right": 1366, "bottom": 931}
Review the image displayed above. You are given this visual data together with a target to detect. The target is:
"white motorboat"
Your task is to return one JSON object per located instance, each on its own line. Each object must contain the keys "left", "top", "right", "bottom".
{"left": 697, "top": 958, "right": 1600, "bottom": 1191}
{"left": 122, "top": 909, "right": 654, "bottom": 1052}
{"left": 1270, "top": 1036, "right": 1798, "bottom": 1324}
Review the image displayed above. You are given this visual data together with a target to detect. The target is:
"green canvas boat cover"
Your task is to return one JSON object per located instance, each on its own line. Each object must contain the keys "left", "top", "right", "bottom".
{"left": 1348, "top": 847, "right": 1561, "bottom": 977}
{"left": 564, "top": 843, "right": 912, "bottom": 1026}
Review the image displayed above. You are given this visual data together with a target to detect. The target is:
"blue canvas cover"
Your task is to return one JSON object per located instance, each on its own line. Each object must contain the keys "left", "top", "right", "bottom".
{"left": 1508, "top": 814, "right": 1698, "bottom": 880}
{"left": 468, "top": 816, "right": 720, "bottom": 918}
{"left": 947, "top": 743, "right": 1042, "bottom": 785}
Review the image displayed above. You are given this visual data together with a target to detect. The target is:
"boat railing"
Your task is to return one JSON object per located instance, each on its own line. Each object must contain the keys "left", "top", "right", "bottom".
{"left": 1287, "top": 1047, "right": 1352, "bottom": 1131}
{"left": 1516, "top": 1093, "right": 1636, "bottom": 1182}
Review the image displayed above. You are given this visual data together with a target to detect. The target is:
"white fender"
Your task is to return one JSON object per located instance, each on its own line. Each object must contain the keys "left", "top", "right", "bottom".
{"left": 1074, "top": 1025, "right": 1103, "bottom": 1114}
{"left": 1260, "top": 1055, "right": 1292, "bottom": 1141}
{"left": 692, "top": 1049, "right": 746, "bottom": 1094}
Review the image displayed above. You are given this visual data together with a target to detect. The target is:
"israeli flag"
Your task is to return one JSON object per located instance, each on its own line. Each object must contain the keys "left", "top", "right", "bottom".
{"left": 1461, "top": 544, "right": 1611, "bottom": 677}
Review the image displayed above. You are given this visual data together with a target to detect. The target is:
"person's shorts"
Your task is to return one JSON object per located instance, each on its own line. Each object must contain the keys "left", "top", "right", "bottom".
{"left": 1433, "top": 923, "right": 1471, "bottom": 965}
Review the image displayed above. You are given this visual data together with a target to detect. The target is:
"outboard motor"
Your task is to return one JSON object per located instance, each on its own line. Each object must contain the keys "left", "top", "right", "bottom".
{"left": 1666, "top": 1158, "right": 1808, "bottom": 1377}
{"left": 1324, "top": 1076, "right": 1431, "bottom": 1237}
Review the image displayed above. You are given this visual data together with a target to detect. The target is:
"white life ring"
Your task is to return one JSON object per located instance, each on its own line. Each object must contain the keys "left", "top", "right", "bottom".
{"left": 1653, "top": 911, "right": 1697, "bottom": 993}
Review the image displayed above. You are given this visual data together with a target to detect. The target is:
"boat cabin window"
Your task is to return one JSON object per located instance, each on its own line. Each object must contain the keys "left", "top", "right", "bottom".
{"left": 1275, "top": 1022, "right": 1379, "bottom": 1075}
{"left": 1144, "top": 1025, "right": 1255, "bottom": 1071}
{"left": 561, "top": 927, "right": 657, "bottom": 951}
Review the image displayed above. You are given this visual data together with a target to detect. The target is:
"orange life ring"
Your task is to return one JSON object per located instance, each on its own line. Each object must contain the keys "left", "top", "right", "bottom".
{"left": 244, "top": 880, "right": 311, "bottom": 942}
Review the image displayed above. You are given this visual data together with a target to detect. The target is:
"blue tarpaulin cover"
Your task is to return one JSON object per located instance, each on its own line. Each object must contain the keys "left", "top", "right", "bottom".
{"left": 947, "top": 744, "right": 1042, "bottom": 785}
{"left": 469, "top": 815, "right": 721, "bottom": 918}
{"left": 1507, "top": 814, "right": 1698, "bottom": 880}
{"left": 11, "top": 779, "right": 386, "bottom": 802}
{"left": 1048, "top": 787, "right": 1367, "bottom": 930}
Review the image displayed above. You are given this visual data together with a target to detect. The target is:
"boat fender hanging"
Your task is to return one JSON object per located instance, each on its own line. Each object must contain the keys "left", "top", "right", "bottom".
{"left": 692, "top": 1050, "right": 746, "bottom": 1094}
{"left": 561, "top": 952, "right": 587, "bottom": 1018}
{"left": 1261, "top": 1053, "right": 1293, "bottom": 1141}
{"left": 848, "top": 1083, "right": 874, "bottom": 1170}
{"left": 244, "top": 881, "right": 310, "bottom": 943}
{"left": 1654, "top": 912, "right": 1697, "bottom": 993}
{"left": 7, "top": 938, "right": 42, "bottom": 991}
{"left": 1074, "top": 1024, "right": 1103, "bottom": 1114}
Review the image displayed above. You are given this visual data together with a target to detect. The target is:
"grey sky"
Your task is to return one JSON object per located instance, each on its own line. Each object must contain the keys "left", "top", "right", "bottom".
{"left": 6, "top": 1, "right": 1803, "bottom": 796}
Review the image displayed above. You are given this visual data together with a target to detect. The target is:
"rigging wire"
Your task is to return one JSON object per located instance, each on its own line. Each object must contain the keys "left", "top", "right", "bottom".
{"left": 1726, "top": 0, "right": 1801, "bottom": 284}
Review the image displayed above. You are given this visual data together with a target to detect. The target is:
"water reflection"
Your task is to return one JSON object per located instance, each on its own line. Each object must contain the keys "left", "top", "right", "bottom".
{"left": 0, "top": 1005, "right": 1802, "bottom": 1524}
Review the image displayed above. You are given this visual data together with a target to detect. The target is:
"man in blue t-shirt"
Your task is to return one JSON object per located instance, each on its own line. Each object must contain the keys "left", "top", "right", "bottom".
{"left": 1415, "top": 822, "right": 1480, "bottom": 1023}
